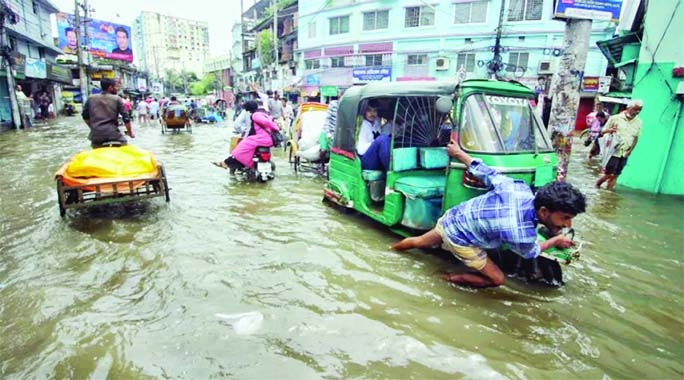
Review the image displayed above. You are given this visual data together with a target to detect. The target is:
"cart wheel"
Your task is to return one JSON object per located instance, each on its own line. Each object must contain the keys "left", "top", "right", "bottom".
{"left": 56, "top": 181, "right": 66, "bottom": 217}
{"left": 160, "top": 166, "right": 170, "bottom": 202}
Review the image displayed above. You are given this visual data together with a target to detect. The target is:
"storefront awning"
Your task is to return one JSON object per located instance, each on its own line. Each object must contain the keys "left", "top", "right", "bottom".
{"left": 596, "top": 32, "right": 641, "bottom": 67}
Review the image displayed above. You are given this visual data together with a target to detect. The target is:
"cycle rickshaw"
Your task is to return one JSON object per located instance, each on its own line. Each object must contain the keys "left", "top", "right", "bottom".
{"left": 161, "top": 105, "right": 192, "bottom": 134}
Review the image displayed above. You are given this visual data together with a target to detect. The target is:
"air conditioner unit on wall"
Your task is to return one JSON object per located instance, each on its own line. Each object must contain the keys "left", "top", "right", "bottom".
{"left": 435, "top": 57, "right": 450, "bottom": 71}
{"left": 537, "top": 60, "right": 556, "bottom": 75}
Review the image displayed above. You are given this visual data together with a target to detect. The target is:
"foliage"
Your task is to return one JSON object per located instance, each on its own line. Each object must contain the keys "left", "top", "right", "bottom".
{"left": 258, "top": 30, "right": 274, "bottom": 66}
{"left": 262, "top": 0, "right": 295, "bottom": 18}
{"left": 189, "top": 73, "right": 216, "bottom": 96}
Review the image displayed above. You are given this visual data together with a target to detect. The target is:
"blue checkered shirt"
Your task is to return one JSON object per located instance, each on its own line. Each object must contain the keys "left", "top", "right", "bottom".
{"left": 441, "top": 160, "right": 540, "bottom": 259}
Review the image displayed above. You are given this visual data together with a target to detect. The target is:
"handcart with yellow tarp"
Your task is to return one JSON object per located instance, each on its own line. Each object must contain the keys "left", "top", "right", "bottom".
{"left": 55, "top": 144, "right": 170, "bottom": 217}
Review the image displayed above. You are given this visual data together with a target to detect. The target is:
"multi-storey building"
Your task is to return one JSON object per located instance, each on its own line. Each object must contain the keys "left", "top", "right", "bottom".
{"left": 132, "top": 11, "right": 210, "bottom": 80}
{"left": 204, "top": 53, "right": 233, "bottom": 103}
{"left": 297, "top": 0, "right": 615, "bottom": 103}
{"left": 1, "top": 0, "right": 70, "bottom": 128}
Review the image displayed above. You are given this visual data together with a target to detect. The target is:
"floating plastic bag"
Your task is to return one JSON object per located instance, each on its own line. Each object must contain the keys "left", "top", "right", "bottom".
{"left": 65, "top": 145, "right": 157, "bottom": 178}
{"left": 599, "top": 133, "right": 620, "bottom": 169}
{"left": 215, "top": 311, "right": 263, "bottom": 335}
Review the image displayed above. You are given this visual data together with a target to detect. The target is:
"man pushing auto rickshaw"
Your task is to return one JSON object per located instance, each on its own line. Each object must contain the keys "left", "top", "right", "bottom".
{"left": 391, "top": 138, "right": 586, "bottom": 288}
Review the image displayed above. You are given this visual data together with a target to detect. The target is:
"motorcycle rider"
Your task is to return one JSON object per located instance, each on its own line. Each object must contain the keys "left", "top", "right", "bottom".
{"left": 213, "top": 100, "right": 279, "bottom": 174}
{"left": 82, "top": 78, "right": 133, "bottom": 148}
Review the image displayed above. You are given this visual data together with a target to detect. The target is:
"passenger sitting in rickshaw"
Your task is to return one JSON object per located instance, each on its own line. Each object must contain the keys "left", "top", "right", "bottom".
{"left": 357, "top": 100, "right": 392, "bottom": 171}
{"left": 213, "top": 100, "right": 279, "bottom": 173}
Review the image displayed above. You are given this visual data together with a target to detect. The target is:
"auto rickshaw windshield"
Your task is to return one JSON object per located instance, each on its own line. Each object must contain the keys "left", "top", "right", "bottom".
{"left": 459, "top": 93, "right": 553, "bottom": 153}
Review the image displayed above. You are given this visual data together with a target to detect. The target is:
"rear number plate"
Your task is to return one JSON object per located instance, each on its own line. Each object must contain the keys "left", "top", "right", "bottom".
{"left": 257, "top": 162, "right": 271, "bottom": 173}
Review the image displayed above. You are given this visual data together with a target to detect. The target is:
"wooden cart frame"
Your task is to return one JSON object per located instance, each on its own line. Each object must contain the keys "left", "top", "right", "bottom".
{"left": 56, "top": 165, "right": 170, "bottom": 217}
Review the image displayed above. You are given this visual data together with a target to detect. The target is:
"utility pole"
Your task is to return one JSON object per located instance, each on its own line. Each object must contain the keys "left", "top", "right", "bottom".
{"left": 272, "top": 0, "right": 278, "bottom": 90}
{"left": 547, "top": 19, "right": 592, "bottom": 181}
{"left": 0, "top": 2, "right": 21, "bottom": 128}
{"left": 74, "top": 0, "right": 90, "bottom": 99}
{"left": 487, "top": 0, "right": 507, "bottom": 79}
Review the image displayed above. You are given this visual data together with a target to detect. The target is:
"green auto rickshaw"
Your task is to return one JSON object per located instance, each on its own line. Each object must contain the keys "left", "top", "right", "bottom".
{"left": 324, "top": 79, "right": 575, "bottom": 285}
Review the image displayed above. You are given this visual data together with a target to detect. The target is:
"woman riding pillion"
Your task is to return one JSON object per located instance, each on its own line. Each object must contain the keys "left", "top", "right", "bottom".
{"left": 214, "top": 100, "right": 280, "bottom": 174}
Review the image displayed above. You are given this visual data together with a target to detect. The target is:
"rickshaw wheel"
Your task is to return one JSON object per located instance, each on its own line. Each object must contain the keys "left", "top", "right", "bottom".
{"left": 56, "top": 182, "right": 66, "bottom": 217}
{"left": 160, "top": 165, "right": 170, "bottom": 202}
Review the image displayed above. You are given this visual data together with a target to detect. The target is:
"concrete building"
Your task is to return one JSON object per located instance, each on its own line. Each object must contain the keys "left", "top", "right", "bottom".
{"left": 1, "top": 0, "right": 68, "bottom": 128}
{"left": 297, "top": 0, "right": 615, "bottom": 102}
{"left": 204, "top": 53, "right": 233, "bottom": 103}
{"left": 132, "top": 11, "right": 210, "bottom": 80}
{"left": 598, "top": 0, "right": 683, "bottom": 195}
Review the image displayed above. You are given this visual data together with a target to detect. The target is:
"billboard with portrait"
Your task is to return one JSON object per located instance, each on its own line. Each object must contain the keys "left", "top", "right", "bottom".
{"left": 56, "top": 13, "right": 133, "bottom": 62}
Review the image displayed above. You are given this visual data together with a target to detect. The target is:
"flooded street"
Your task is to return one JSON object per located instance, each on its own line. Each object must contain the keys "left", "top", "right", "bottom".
{"left": 1, "top": 119, "right": 682, "bottom": 379}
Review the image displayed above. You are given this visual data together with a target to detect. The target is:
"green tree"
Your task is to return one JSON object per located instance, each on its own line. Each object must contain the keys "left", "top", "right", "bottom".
{"left": 258, "top": 30, "right": 274, "bottom": 66}
{"left": 189, "top": 73, "right": 216, "bottom": 96}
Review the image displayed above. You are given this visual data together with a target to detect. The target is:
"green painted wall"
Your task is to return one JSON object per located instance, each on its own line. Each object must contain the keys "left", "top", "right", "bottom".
{"left": 620, "top": 62, "right": 683, "bottom": 194}
{"left": 618, "top": 1, "right": 683, "bottom": 195}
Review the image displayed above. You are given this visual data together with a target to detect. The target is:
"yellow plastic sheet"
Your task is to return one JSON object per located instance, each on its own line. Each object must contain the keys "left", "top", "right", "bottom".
{"left": 65, "top": 145, "right": 157, "bottom": 178}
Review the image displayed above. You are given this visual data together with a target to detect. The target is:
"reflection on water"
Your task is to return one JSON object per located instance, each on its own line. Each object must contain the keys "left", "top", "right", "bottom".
{"left": 0, "top": 123, "right": 682, "bottom": 379}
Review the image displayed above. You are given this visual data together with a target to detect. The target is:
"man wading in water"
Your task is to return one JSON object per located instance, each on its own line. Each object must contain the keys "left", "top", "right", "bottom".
{"left": 391, "top": 138, "right": 586, "bottom": 288}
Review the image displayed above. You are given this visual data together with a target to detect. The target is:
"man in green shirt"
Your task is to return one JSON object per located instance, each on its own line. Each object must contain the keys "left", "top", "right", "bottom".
{"left": 596, "top": 100, "right": 643, "bottom": 190}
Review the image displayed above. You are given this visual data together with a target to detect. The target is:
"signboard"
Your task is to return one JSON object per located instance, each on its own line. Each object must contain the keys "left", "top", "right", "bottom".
{"left": 320, "top": 86, "right": 338, "bottom": 97}
{"left": 10, "top": 52, "right": 25, "bottom": 79}
{"left": 137, "top": 78, "right": 147, "bottom": 92}
{"left": 151, "top": 82, "right": 163, "bottom": 94}
{"left": 554, "top": 0, "right": 623, "bottom": 22}
{"left": 598, "top": 76, "right": 612, "bottom": 92}
{"left": 305, "top": 74, "right": 320, "bottom": 86}
{"left": 352, "top": 66, "right": 392, "bottom": 84}
{"left": 582, "top": 76, "right": 600, "bottom": 92}
{"left": 56, "top": 13, "right": 133, "bottom": 62}
{"left": 47, "top": 63, "right": 73, "bottom": 84}
{"left": 25, "top": 58, "right": 47, "bottom": 79}
{"left": 90, "top": 70, "right": 116, "bottom": 80}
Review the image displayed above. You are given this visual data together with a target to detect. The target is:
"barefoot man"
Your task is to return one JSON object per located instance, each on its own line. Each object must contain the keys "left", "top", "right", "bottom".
{"left": 391, "top": 139, "right": 586, "bottom": 288}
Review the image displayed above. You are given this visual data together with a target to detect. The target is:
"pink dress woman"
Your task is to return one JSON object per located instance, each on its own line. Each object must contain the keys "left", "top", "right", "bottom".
{"left": 223, "top": 111, "right": 279, "bottom": 169}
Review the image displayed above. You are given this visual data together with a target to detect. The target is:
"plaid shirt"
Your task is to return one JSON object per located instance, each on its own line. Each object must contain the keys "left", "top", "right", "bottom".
{"left": 441, "top": 160, "right": 540, "bottom": 259}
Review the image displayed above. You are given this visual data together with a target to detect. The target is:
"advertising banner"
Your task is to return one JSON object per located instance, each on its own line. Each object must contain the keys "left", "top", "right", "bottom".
{"left": 25, "top": 58, "right": 47, "bottom": 79}
{"left": 352, "top": 66, "right": 392, "bottom": 84}
{"left": 56, "top": 13, "right": 133, "bottom": 62}
{"left": 553, "top": 0, "right": 623, "bottom": 22}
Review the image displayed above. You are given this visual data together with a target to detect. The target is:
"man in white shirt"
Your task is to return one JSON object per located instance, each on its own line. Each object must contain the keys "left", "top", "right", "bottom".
{"left": 250, "top": 83, "right": 270, "bottom": 113}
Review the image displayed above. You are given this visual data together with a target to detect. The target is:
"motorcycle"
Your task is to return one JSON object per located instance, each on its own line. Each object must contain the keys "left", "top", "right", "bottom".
{"left": 233, "top": 146, "right": 276, "bottom": 182}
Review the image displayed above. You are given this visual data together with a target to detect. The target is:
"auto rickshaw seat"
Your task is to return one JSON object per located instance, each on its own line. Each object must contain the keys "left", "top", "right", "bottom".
{"left": 394, "top": 175, "right": 446, "bottom": 199}
{"left": 362, "top": 170, "right": 385, "bottom": 181}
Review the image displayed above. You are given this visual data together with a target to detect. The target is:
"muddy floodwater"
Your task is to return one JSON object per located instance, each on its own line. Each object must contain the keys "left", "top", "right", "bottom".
{"left": 1, "top": 119, "right": 682, "bottom": 379}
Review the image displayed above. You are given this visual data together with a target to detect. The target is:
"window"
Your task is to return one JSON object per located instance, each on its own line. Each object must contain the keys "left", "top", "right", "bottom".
{"left": 456, "top": 53, "right": 476, "bottom": 72}
{"left": 507, "top": 52, "right": 529, "bottom": 72}
{"left": 454, "top": 1, "right": 487, "bottom": 24}
{"left": 331, "top": 57, "right": 345, "bottom": 68}
{"left": 365, "top": 54, "right": 383, "bottom": 66}
{"left": 305, "top": 59, "right": 320, "bottom": 69}
{"left": 459, "top": 94, "right": 552, "bottom": 153}
{"left": 363, "top": 10, "right": 389, "bottom": 30}
{"left": 405, "top": 6, "right": 435, "bottom": 27}
{"left": 32, "top": 1, "right": 38, "bottom": 14}
{"left": 329, "top": 16, "right": 350, "bottom": 35}
{"left": 407, "top": 54, "right": 427, "bottom": 65}
{"left": 308, "top": 21, "right": 316, "bottom": 38}
{"left": 508, "top": 0, "right": 543, "bottom": 21}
